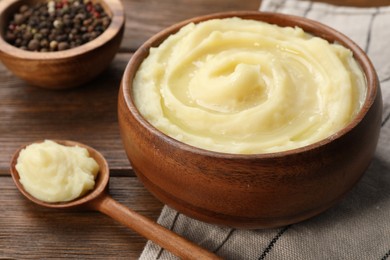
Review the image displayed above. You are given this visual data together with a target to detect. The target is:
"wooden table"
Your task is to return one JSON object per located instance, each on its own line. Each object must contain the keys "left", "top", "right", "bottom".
{"left": 0, "top": 0, "right": 259, "bottom": 259}
{"left": 0, "top": 0, "right": 387, "bottom": 259}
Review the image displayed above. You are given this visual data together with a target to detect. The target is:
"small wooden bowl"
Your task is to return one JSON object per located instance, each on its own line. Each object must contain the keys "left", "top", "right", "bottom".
{"left": 118, "top": 11, "right": 383, "bottom": 229}
{"left": 0, "top": 0, "right": 125, "bottom": 89}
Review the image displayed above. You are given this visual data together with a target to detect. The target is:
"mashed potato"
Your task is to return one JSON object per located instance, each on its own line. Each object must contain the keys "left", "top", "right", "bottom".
{"left": 133, "top": 17, "right": 366, "bottom": 154}
{"left": 16, "top": 140, "right": 99, "bottom": 203}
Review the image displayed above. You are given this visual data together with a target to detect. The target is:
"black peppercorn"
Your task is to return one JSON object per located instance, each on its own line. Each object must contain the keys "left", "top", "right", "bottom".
{"left": 5, "top": 0, "right": 111, "bottom": 52}
{"left": 27, "top": 39, "right": 40, "bottom": 51}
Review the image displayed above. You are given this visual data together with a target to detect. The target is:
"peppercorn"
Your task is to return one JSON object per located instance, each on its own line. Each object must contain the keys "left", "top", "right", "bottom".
{"left": 27, "top": 39, "right": 40, "bottom": 51}
{"left": 50, "top": 40, "right": 58, "bottom": 50}
{"left": 58, "top": 41, "right": 70, "bottom": 51}
{"left": 5, "top": 0, "right": 111, "bottom": 52}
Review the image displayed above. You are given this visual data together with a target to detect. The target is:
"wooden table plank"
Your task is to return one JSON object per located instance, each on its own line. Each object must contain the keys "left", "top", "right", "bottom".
{"left": 0, "top": 53, "right": 131, "bottom": 175}
{"left": 120, "top": 0, "right": 261, "bottom": 51}
{"left": 0, "top": 176, "right": 163, "bottom": 259}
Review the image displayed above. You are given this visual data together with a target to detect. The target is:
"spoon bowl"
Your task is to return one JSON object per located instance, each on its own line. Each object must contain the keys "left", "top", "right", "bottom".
{"left": 10, "top": 140, "right": 221, "bottom": 260}
{"left": 10, "top": 140, "right": 109, "bottom": 209}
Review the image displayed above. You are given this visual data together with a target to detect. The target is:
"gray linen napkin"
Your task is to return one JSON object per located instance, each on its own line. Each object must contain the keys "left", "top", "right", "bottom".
{"left": 140, "top": 1, "right": 390, "bottom": 259}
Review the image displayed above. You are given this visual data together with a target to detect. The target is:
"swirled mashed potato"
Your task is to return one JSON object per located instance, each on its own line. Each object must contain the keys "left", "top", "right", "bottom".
{"left": 133, "top": 17, "right": 366, "bottom": 154}
{"left": 16, "top": 140, "right": 99, "bottom": 203}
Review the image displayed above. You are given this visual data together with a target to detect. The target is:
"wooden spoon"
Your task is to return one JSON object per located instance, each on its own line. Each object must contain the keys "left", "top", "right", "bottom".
{"left": 10, "top": 140, "right": 221, "bottom": 260}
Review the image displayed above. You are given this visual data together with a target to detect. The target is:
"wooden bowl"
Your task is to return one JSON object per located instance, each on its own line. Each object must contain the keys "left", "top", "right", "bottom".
{"left": 118, "top": 11, "right": 383, "bottom": 229}
{"left": 0, "top": 0, "right": 125, "bottom": 89}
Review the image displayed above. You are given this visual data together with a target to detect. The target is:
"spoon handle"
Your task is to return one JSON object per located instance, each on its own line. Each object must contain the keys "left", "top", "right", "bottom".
{"left": 90, "top": 194, "right": 222, "bottom": 260}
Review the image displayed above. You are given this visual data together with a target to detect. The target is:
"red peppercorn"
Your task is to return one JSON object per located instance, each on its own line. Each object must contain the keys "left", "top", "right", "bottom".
{"left": 86, "top": 3, "right": 94, "bottom": 12}
{"left": 56, "top": 2, "right": 63, "bottom": 9}
{"left": 8, "top": 24, "right": 16, "bottom": 31}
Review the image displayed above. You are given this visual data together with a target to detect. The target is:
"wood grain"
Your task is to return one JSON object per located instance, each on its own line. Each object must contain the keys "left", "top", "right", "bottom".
{"left": 0, "top": 176, "right": 163, "bottom": 259}
{"left": 0, "top": 1, "right": 259, "bottom": 258}
{"left": 118, "top": 10, "right": 382, "bottom": 229}
{"left": 0, "top": 0, "right": 259, "bottom": 175}
{"left": 120, "top": 0, "right": 260, "bottom": 50}
{"left": 9, "top": 140, "right": 221, "bottom": 259}
{"left": 0, "top": 0, "right": 388, "bottom": 258}
{"left": 0, "top": 53, "right": 132, "bottom": 175}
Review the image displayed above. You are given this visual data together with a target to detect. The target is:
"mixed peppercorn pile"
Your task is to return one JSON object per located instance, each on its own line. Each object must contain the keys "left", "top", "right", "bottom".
{"left": 5, "top": 0, "right": 111, "bottom": 52}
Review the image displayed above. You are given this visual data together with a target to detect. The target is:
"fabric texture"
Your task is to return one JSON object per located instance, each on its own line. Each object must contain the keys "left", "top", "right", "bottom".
{"left": 140, "top": 1, "right": 390, "bottom": 259}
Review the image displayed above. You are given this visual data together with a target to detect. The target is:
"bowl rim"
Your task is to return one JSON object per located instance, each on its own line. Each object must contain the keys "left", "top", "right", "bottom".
{"left": 121, "top": 11, "right": 380, "bottom": 159}
{"left": 0, "top": 0, "right": 125, "bottom": 59}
